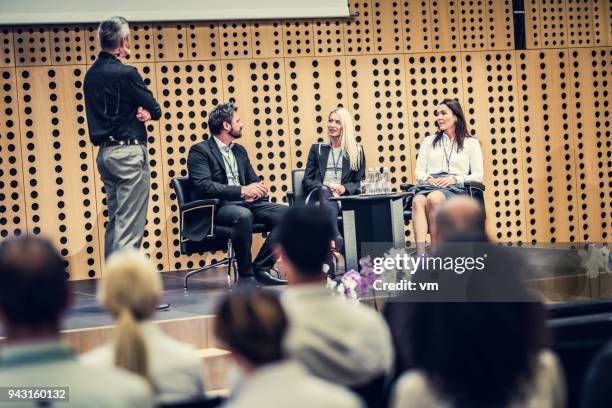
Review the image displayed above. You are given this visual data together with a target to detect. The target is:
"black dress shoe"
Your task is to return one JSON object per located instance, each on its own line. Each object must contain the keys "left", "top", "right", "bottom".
{"left": 254, "top": 270, "right": 287, "bottom": 286}
{"left": 236, "top": 276, "right": 260, "bottom": 287}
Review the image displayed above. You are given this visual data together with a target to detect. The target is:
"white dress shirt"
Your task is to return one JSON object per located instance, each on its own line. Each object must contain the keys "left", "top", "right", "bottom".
{"left": 222, "top": 360, "right": 363, "bottom": 408}
{"left": 390, "top": 350, "right": 565, "bottom": 408}
{"left": 281, "top": 283, "right": 393, "bottom": 386}
{"left": 214, "top": 136, "right": 240, "bottom": 186}
{"left": 0, "top": 340, "right": 153, "bottom": 408}
{"left": 414, "top": 134, "right": 484, "bottom": 184}
{"left": 81, "top": 322, "right": 205, "bottom": 404}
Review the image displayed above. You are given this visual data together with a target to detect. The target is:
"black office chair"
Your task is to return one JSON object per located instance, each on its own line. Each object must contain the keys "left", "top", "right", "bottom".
{"left": 399, "top": 181, "right": 486, "bottom": 222}
{"left": 171, "top": 177, "right": 271, "bottom": 288}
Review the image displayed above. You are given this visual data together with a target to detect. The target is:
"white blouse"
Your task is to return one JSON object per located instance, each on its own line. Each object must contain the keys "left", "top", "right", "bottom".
{"left": 414, "top": 134, "right": 484, "bottom": 184}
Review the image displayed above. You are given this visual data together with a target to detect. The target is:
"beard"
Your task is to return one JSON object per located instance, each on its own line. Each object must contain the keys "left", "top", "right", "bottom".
{"left": 230, "top": 128, "right": 242, "bottom": 139}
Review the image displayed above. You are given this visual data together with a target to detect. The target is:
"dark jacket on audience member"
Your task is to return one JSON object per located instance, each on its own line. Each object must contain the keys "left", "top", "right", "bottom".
{"left": 302, "top": 143, "right": 366, "bottom": 196}
{"left": 84, "top": 51, "right": 161, "bottom": 145}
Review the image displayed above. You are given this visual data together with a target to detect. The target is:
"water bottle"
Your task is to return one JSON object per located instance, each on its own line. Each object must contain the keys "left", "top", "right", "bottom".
{"left": 366, "top": 168, "right": 374, "bottom": 195}
{"left": 382, "top": 167, "right": 391, "bottom": 194}
{"left": 373, "top": 167, "right": 382, "bottom": 195}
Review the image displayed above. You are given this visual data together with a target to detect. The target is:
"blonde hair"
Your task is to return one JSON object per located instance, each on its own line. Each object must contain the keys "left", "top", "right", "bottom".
{"left": 98, "top": 249, "right": 161, "bottom": 385}
{"left": 329, "top": 107, "right": 363, "bottom": 171}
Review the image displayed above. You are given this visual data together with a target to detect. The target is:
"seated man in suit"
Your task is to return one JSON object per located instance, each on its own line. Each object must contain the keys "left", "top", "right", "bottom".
{"left": 187, "top": 102, "right": 287, "bottom": 286}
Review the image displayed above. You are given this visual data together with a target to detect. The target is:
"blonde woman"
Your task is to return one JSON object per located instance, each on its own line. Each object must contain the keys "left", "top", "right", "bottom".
{"left": 81, "top": 249, "right": 205, "bottom": 404}
{"left": 302, "top": 107, "right": 366, "bottom": 251}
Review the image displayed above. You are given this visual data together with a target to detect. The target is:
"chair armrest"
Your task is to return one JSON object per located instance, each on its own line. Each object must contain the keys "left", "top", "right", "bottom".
{"left": 180, "top": 198, "right": 219, "bottom": 212}
{"left": 400, "top": 183, "right": 415, "bottom": 192}
{"left": 286, "top": 192, "right": 295, "bottom": 207}
{"left": 465, "top": 181, "right": 485, "bottom": 192}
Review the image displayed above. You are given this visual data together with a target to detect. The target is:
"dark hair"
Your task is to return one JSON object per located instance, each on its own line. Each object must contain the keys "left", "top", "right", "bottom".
{"left": 98, "top": 16, "right": 129, "bottom": 51}
{"left": 208, "top": 102, "right": 236, "bottom": 136}
{"left": 214, "top": 289, "right": 287, "bottom": 366}
{"left": 0, "top": 236, "right": 69, "bottom": 327}
{"left": 275, "top": 206, "right": 334, "bottom": 278}
{"left": 433, "top": 98, "right": 471, "bottom": 152}
{"left": 435, "top": 198, "right": 487, "bottom": 242}
{"left": 406, "top": 248, "right": 548, "bottom": 407}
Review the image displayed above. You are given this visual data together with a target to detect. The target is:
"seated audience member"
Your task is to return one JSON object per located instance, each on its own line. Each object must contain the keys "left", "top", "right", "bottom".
{"left": 275, "top": 206, "right": 393, "bottom": 402}
{"left": 214, "top": 289, "right": 362, "bottom": 408}
{"left": 302, "top": 107, "right": 365, "bottom": 250}
{"left": 187, "top": 102, "right": 287, "bottom": 286}
{"left": 0, "top": 237, "right": 153, "bottom": 407}
{"left": 411, "top": 98, "right": 484, "bottom": 253}
{"left": 82, "top": 249, "right": 205, "bottom": 404}
{"left": 581, "top": 342, "right": 612, "bottom": 408}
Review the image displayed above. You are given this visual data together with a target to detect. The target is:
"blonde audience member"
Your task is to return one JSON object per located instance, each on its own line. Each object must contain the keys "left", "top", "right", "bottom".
{"left": 82, "top": 249, "right": 205, "bottom": 404}
{"left": 215, "top": 289, "right": 362, "bottom": 408}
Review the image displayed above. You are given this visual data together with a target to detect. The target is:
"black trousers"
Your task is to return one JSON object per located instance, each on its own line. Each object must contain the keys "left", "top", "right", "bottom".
{"left": 215, "top": 200, "right": 288, "bottom": 277}
{"left": 306, "top": 186, "right": 343, "bottom": 249}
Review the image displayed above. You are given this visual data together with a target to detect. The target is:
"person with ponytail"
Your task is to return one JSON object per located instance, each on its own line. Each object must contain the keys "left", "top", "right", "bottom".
{"left": 302, "top": 107, "right": 366, "bottom": 252}
{"left": 411, "top": 98, "right": 484, "bottom": 253}
{"left": 82, "top": 249, "right": 205, "bottom": 404}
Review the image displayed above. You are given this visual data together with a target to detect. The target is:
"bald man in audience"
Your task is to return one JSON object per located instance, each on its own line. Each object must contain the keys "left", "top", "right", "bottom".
{"left": 430, "top": 195, "right": 487, "bottom": 245}
{"left": 0, "top": 237, "right": 153, "bottom": 408}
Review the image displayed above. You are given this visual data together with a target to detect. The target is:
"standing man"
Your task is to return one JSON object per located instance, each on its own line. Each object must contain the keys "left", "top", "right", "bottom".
{"left": 84, "top": 16, "right": 161, "bottom": 259}
{"left": 187, "top": 103, "right": 287, "bottom": 286}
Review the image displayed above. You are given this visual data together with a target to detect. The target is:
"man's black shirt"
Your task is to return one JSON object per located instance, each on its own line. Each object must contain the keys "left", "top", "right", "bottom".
{"left": 84, "top": 52, "right": 161, "bottom": 145}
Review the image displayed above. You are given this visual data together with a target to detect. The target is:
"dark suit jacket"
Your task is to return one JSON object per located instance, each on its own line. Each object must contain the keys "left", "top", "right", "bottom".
{"left": 185, "top": 137, "right": 259, "bottom": 241}
{"left": 302, "top": 143, "right": 366, "bottom": 196}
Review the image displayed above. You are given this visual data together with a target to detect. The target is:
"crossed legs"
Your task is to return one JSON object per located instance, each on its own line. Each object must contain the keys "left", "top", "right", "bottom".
{"left": 411, "top": 190, "right": 446, "bottom": 253}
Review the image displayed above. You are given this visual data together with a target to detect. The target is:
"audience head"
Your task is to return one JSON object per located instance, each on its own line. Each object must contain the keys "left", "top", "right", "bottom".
{"left": 328, "top": 107, "right": 362, "bottom": 171}
{"left": 0, "top": 236, "right": 68, "bottom": 338}
{"left": 432, "top": 196, "right": 486, "bottom": 244}
{"left": 99, "top": 248, "right": 161, "bottom": 383}
{"left": 434, "top": 98, "right": 471, "bottom": 151}
{"left": 274, "top": 206, "right": 334, "bottom": 284}
{"left": 98, "top": 16, "right": 130, "bottom": 57}
{"left": 208, "top": 102, "right": 243, "bottom": 139}
{"left": 214, "top": 289, "right": 287, "bottom": 371}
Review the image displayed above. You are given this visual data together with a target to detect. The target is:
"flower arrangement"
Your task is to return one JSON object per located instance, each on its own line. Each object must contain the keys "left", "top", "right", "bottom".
{"left": 326, "top": 256, "right": 378, "bottom": 301}
{"left": 579, "top": 244, "right": 611, "bottom": 279}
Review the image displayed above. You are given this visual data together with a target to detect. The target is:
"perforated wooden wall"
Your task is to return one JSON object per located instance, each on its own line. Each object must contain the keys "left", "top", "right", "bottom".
{"left": 0, "top": 1, "right": 610, "bottom": 279}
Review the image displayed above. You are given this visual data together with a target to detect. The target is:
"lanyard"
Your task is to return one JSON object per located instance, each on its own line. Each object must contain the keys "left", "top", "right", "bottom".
{"left": 330, "top": 148, "right": 342, "bottom": 176}
{"left": 442, "top": 136, "right": 455, "bottom": 173}
{"left": 221, "top": 151, "right": 238, "bottom": 183}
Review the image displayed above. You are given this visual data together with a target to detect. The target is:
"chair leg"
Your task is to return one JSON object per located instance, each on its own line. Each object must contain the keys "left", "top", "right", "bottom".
{"left": 184, "top": 258, "right": 230, "bottom": 289}
{"left": 227, "top": 240, "right": 234, "bottom": 286}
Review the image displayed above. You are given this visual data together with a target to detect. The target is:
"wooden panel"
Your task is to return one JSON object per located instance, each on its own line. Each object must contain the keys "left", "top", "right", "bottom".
{"left": 540, "top": 0, "right": 569, "bottom": 48}
{"left": 344, "top": 0, "right": 374, "bottom": 54}
{"left": 0, "top": 68, "right": 27, "bottom": 238}
{"left": 486, "top": 0, "right": 515, "bottom": 50}
{"left": 49, "top": 24, "right": 86, "bottom": 65}
{"left": 400, "top": 0, "right": 431, "bottom": 53}
{"left": 219, "top": 22, "right": 252, "bottom": 59}
{"left": 592, "top": 0, "right": 610, "bottom": 46}
{"left": 313, "top": 20, "right": 345, "bottom": 56}
{"left": 525, "top": 0, "right": 543, "bottom": 48}
{"left": 251, "top": 22, "right": 284, "bottom": 58}
{"left": 282, "top": 20, "right": 314, "bottom": 57}
{"left": 85, "top": 23, "right": 155, "bottom": 63}
{"left": 404, "top": 53, "right": 464, "bottom": 185}
{"left": 91, "top": 63, "right": 169, "bottom": 272}
{"left": 370, "top": 0, "right": 404, "bottom": 54}
{"left": 569, "top": 48, "right": 612, "bottom": 242}
{"left": 430, "top": 0, "right": 460, "bottom": 52}
{"left": 14, "top": 26, "right": 50, "bottom": 67}
{"left": 187, "top": 22, "right": 220, "bottom": 60}
{"left": 155, "top": 23, "right": 188, "bottom": 62}
{"left": 566, "top": 0, "right": 595, "bottom": 47}
{"left": 461, "top": 51, "right": 527, "bottom": 242}
{"left": 0, "top": 27, "right": 15, "bottom": 67}
{"left": 517, "top": 50, "right": 579, "bottom": 243}
{"left": 222, "top": 59, "right": 291, "bottom": 203}
{"left": 155, "top": 61, "right": 224, "bottom": 270}
{"left": 457, "top": 0, "right": 488, "bottom": 50}
{"left": 16, "top": 66, "right": 102, "bottom": 279}
{"left": 284, "top": 57, "right": 349, "bottom": 170}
